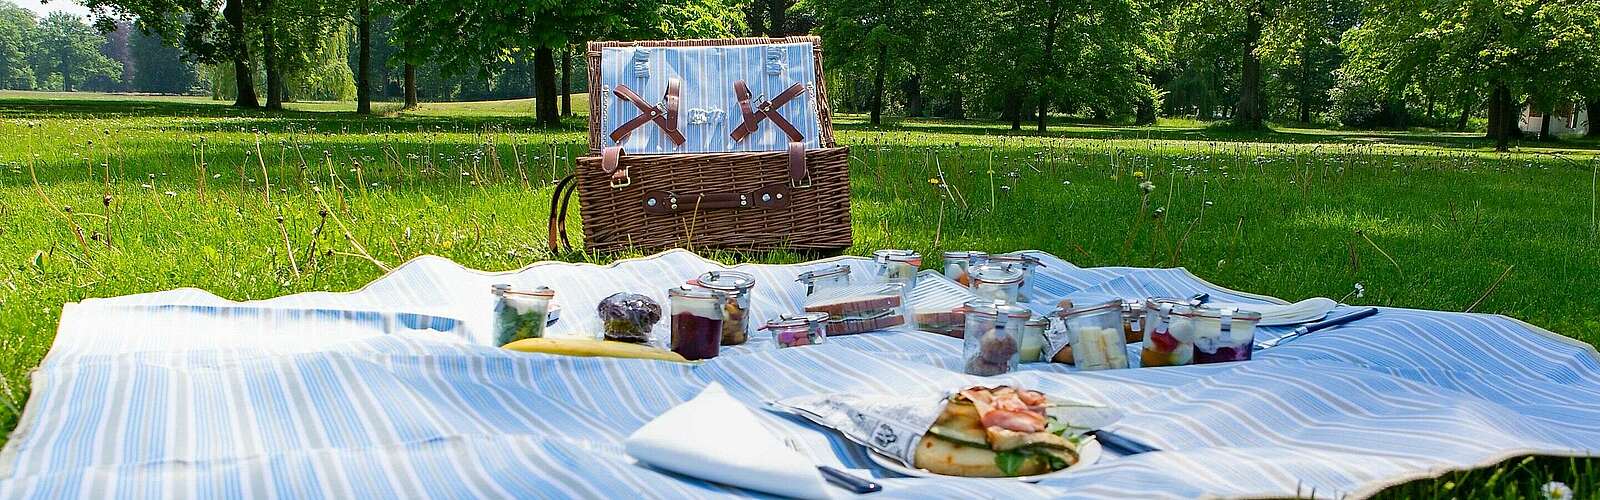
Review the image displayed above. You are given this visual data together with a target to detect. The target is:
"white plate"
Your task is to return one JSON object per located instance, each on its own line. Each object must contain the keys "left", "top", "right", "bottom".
{"left": 864, "top": 436, "right": 1102, "bottom": 482}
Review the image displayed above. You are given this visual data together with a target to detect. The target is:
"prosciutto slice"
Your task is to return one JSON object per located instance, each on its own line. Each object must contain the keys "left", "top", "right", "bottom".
{"left": 961, "top": 387, "right": 1047, "bottom": 433}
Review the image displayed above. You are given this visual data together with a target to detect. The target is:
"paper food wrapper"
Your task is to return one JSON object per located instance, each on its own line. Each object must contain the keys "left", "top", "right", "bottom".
{"left": 769, "top": 393, "right": 945, "bottom": 465}
{"left": 770, "top": 390, "right": 1127, "bottom": 468}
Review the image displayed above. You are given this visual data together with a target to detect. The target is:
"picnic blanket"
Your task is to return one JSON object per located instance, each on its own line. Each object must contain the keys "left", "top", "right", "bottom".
{"left": 3, "top": 250, "right": 1598, "bottom": 499}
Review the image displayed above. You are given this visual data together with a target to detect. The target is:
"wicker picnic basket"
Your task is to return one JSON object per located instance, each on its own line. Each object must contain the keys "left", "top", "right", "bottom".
{"left": 548, "top": 36, "right": 852, "bottom": 253}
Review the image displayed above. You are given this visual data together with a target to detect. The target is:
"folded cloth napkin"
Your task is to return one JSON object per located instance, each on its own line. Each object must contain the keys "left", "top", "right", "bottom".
{"left": 1209, "top": 297, "right": 1337, "bottom": 326}
{"left": 625, "top": 382, "right": 829, "bottom": 499}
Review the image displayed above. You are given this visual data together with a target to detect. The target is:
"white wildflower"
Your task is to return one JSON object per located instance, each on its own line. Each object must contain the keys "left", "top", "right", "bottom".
{"left": 1541, "top": 481, "right": 1572, "bottom": 500}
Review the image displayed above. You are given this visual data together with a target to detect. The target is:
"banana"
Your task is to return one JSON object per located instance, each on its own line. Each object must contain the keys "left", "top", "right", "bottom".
{"left": 502, "top": 337, "right": 691, "bottom": 363}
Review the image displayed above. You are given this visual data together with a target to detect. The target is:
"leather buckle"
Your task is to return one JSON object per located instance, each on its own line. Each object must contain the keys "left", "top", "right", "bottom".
{"left": 790, "top": 175, "right": 812, "bottom": 189}
{"left": 610, "top": 171, "right": 632, "bottom": 189}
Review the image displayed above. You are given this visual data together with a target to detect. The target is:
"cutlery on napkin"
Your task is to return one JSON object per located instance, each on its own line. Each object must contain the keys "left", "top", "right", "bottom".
{"left": 1206, "top": 297, "right": 1338, "bottom": 326}
{"left": 1254, "top": 307, "right": 1379, "bottom": 350}
{"left": 625, "top": 382, "right": 831, "bottom": 499}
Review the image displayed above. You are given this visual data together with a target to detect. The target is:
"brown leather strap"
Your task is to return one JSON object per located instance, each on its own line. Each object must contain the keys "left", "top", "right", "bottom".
{"left": 730, "top": 80, "right": 807, "bottom": 143}
{"left": 609, "top": 80, "right": 686, "bottom": 145}
{"left": 640, "top": 184, "right": 792, "bottom": 215}
{"left": 600, "top": 146, "right": 630, "bottom": 188}
{"left": 787, "top": 141, "right": 808, "bottom": 185}
{"left": 546, "top": 173, "right": 579, "bottom": 253}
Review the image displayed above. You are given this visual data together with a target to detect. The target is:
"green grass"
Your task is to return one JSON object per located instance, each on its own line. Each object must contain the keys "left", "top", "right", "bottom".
{"left": 2, "top": 90, "right": 1599, "bottom": 498}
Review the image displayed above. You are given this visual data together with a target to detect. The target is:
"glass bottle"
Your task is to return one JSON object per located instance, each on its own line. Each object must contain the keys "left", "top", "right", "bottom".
{"left": 668, "top": 286, "right": 726, "bottom": 361}
{"left": 690, "top": 270, "right": 756, "bottom": 346}
{"left": 491, "top": 284, "right": 555, "bottom": 345}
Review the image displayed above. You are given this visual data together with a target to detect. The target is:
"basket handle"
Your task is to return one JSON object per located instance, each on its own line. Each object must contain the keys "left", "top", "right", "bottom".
{"left": 547, "top": 173, "right": 580, "bottom": 253}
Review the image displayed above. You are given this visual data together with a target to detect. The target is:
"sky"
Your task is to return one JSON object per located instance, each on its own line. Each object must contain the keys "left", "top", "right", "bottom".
{"left": 13, "top": 0, "right": 93, "bottom": 17}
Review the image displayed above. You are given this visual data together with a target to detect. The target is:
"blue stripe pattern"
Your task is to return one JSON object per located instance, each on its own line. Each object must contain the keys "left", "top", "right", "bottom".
{"left": 2, "top": 250, "right": 1598, "bottom": 499}
{"left": 600, "top": 43, "right": 824, "bottom": 154}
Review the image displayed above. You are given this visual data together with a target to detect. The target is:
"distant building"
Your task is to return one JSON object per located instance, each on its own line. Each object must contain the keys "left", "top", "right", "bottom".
{"left": 1520, "top": 103, "right": 1589, "bottom": 137}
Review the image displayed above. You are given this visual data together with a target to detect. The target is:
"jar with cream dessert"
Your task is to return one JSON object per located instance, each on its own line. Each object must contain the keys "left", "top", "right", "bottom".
{"left": 667, "top": 286, "right": 727, "bottom": 361}
{"left": 988, "top": 253, "right": 1043, "bottom": 302}
{"left": 1139, "top": 299, "right": 1196, "bottom": 367}
{"left": 491, "top": 284, "right": 555, "bottom": 345}
{"left": 795, "top": 264, "right": 851, "bottom": 297}
{"left": 1021, "top": 315, "right": 1050, "bottom": 362}
{"left": 872, "top": 249, "right": 922, "bottom": 292}
{"left": 690, "top": 270, "right": 756, "bottom": 346}
{"left": 960, "top": 300, "right": 1024, "bottom": 376}
{"left": 941, "top": 251, "right": 988, "bottom": 286}
{"left": 968, "top": 264, "right": 1025, "bottom": 304}
{"left": 1048, "top": 296, "right": 1128, "bottom": 370}
{"left": 1189, "top": 306, "right": 1262, "bottom": 364}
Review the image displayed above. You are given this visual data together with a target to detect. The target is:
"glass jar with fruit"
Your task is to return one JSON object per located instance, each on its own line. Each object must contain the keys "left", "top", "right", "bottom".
{"left": 668, "top": 286, "right": 727, "bottom": 361}
{"left": 988, "top": 253, "right": 1043, "bottom": 302}
{"left": 961, "top": 300, "right": 1024, "bottom": 376}
{"left": 690, "top": 270, "right": 756, "bottom": 346}
{"left": 1189, "top": 306, "right": 1262, "bottom": 364}
{"left": 968, "top": 264, "right": 1025, "bottom": 304}
{"left": 1139, "top": 299, "right": 1196, "bottom": 367}
{"left": 941, "top": 251, "right": 988, "bottom": 286}
{"left": 765, "top": 312, "right": 828, "bottom": 348}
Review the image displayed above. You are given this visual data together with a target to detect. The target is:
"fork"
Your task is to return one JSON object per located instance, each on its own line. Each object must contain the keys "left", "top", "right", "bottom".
{"left": 782, "top": 436, "right": 883, "bottom": 494}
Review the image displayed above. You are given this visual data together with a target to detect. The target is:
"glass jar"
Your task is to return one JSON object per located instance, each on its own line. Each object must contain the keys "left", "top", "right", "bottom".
{"left": 961, "top": 300, "right": 1023, "bottom": 376}
{"left": 668, "top": 286, "right": 726, "bottom": 361}
{"left": 1190, "top": 306, "right": 1263, "bottom": 364}
{"left": 691, "top": 270, "right": 756, "bottom": 346}
{"left": 989, "top": 253, "right": 1043, "bottom": 302}
{"left": 941, "top": 251, "right": 988, "bottom": 286}
{"left": 1020, "top": 315, "right": 1050, "bottom": 363}
{"left": 491, "top": 284, "right": 555, "bottom": 345}
{"left": 1055, "top": 296, "right": 1128, "bottom": 370}
{"left": 872, "top": 249, "right": 922, "bottom": 292}
{"left": 1139, "top": 299, "right": 1196, "bottom": 367}
{"left": 968, "top": 264, "right": 1025, "bottom": 304}
{"left": 795, "top": 264, "right": 851, "bottom": 296}
{"left": 1120, "top": 300, "right": 1147, "bottom": 343}
{"left": 766, "top": 312, "right": 828, "bottom": 348}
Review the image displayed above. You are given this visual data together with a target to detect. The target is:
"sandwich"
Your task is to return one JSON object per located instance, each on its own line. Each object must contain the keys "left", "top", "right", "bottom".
{"left": 803, "top": 283, "right": 908, "bottom": 335}
{"left": 914, "top": 386, "right": 1079, "bottom": 477}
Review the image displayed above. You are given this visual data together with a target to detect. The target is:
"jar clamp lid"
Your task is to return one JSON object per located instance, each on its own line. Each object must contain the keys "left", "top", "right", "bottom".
{"left": 873, "top": 249, "right": 922, "bottom": 264}
{"left": 694, "top": 270, "right": 756, "bottom": 292}
{"left": 1052, "top": 296, "right": 1123, "bottom": 318}
{"left": 969, "top": 264, "right": 1025, "bottom": 284}
{"left": 795, "top": 264, "right": 851, "bottom": 282}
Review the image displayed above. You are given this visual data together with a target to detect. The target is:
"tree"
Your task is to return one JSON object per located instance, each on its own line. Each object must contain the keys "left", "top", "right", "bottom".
{"left": 32, "top": 13, "right": 121, "bottom": 92}
{"left": 130, "top": 25, "right": 199, "bottom": 93}
{"left": 0, "top": 1, "right": 39, "bottom": 90}
{"left": 1258, "top": 0, "right": 1356, "bottom": 124}
{"left": 355, "top": 0, "right": 370, "bottom": 113}
{"left": 804, "top": 0, "right": 919, "bottom": 125}
{"left": 83, "top": 0, "right": 258, "bottom": 107}
{"left": 394, "top": 0, "right": 664, "bottom": 126}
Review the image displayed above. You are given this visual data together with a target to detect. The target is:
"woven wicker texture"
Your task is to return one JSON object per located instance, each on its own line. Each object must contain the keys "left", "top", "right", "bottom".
{"left": 574, "top": 36, "right": 851, "bottom": 252}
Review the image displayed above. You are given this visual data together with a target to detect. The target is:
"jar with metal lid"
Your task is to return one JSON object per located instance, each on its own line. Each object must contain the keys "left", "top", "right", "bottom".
{"left": 872, "top": 249, "right": 922, "bottom": 292}
{"left": 690, "top": 270, "right": 756, "bottom": 346}
{"left": 795, "top": 264, "right": 851, "bottom": 296}
{"left": 1020, "top": 315, "right": 1050, "bottom": 362}
{"left": 1120, "top": 300, "right": 1147, "bottom": 343}
{"left": 941, "top": 251, "right": 988, "bottom": 286}
{"left": 667, "top": 286, "right": 727, "bottom": 361}
{"left": 1189, "top": 306, "right": 1262, "bottom": 364}
{"left": 491, "top": 284, "right": 555, "bottom": 345}
{"left": 989, "top": 253, "right": 1043, "bottom": 302}
{"left": 968, "top": 264, "right": 1025, "bottom": 304}
{"left": 1139, "top": 299, "right": 1196, "bottom": 367}
{"left": 765, "top": 312, "right": 828, "bottom": 348}
{"left": 962, "top": 300, "right": 1024, "bottom": 376}
{"left": 1049, "top": 296, "right": 1128, "bottom": 370}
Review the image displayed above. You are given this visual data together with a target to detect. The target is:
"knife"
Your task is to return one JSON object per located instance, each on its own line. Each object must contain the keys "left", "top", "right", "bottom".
{"left": 1088, "top": 429, "right": 1162, "bottom": 456}
{"left": 1253, "top": 307, "right": 1378, "bottom": 350}
{"left": 818, "top": 466, "right": 882, "bottom": 494}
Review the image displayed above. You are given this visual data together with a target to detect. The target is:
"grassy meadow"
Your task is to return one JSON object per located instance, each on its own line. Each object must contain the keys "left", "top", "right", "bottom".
{"left": 2, "top": 90, "right": 1599, "bottom": 498}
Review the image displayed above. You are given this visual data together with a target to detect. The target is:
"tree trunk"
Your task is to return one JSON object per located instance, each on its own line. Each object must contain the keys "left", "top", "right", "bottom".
{"left": 1457, "top": 100, "right": 1471, "bottom": 131}
{"left": 1588, "top": 98, "right": 1599, "bottom": 138}
{"left": 223, "top": 0, "right": 257, "bottom": 108}
{"left": 903, "top": 74, "right": 923, "bottom": 117}
{"left": 403, "top": 63, "right": 417, "bottom": 108}
{"left": 870, "top": 41, "right": 887, "bottom": 126}
{"left": 949, "top": 89, "right": 965, "bottom": 120}
{"left": 534, "top": 46, "right": 558, "bottom": 126}
{"left": 1004, "top": 91, "right": 1021, "bottom": 131}
{"left": 356, "top": 0, "right": 372, "bottom": 114}
{"left": 1233, "top": 2, "right": 1265, "bottom": 130}
{"left": 1036, "top": 0, "right": 1061, "bottom": 133}
{"left": 1297, "top": 32, "right": 1311, "bottom": 124}
{"left": 261, "top": 0, "right": 282, "bottom": 111}
{"left": 561, "top": 45, "right": 572, "bottom": 117}
{"left": 767, "top": 0, "right": 788, "bottom": 36}
{"left": 1487, "top": 84, "right": 1513, "bottom": 151}
{"left": 1539, "top": 110, "right": 1552, "bottom": 141}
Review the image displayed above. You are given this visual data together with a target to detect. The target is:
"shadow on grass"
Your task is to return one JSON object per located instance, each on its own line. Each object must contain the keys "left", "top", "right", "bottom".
{"left": 0, "top": 96, "right": 587, "bottom": 133}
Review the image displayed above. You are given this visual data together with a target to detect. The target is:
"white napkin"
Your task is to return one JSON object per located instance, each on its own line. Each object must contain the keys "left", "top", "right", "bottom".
{"left": 1211, "top": 297, "right": 1337, "bottom": 326}
{"left": 625, "top": 383, "right": 829, "bottom": 499}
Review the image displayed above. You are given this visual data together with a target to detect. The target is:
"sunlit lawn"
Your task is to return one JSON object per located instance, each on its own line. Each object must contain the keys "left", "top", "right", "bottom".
{"left": 1, "top": 90, "right": 1598, "bottom": 498}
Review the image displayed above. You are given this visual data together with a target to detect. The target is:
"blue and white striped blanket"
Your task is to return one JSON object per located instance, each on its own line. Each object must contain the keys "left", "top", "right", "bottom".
{"left": 3, "top": 250, "right": 1598, "bottom": 499}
